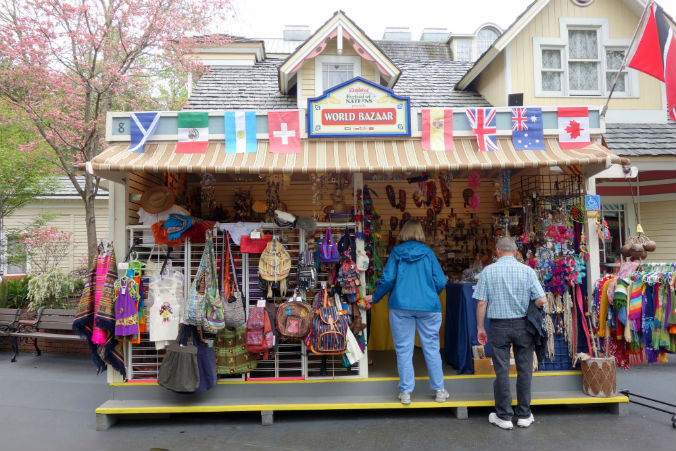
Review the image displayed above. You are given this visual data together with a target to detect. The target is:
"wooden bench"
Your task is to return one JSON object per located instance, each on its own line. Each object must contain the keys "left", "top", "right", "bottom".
{"left": 10, "top": 308, "right": 84, "bottom": 362}
{"left": 0, "top": 308, "right": 21, "bottom": 338}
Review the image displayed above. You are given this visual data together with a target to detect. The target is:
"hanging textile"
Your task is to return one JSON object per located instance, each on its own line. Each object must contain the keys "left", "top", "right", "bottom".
{"left": 72, "top": 241, "right": 126, "bottom": 378}
{"left": 147, "top": 268, "right": 184, "bottom": 350}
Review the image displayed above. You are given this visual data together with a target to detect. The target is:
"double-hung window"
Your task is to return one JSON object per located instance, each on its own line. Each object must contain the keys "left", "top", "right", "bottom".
{"left": 314, "top": 55, "right": 362, "bottom": 95}
{"left": 534, "top": 19, "right": 637, "bottom": 97}
{"left": 322, "top": 63, "right": 353, "bottom": 91}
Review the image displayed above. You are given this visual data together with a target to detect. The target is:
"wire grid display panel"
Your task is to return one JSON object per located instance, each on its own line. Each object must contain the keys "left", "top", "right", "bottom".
{"left": 124, "top": 226, "right": 189, "bottom": 380}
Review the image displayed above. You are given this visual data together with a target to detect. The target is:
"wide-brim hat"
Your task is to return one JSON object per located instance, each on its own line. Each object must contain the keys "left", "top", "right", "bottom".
{"left": 141, "top": 186, "right": 175, "bottom": 214}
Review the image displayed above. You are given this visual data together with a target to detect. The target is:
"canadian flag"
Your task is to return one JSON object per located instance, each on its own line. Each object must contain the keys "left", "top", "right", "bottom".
{"left": 557, "top": 107, "right": 591, "bottom": 150}
{"left": 268, "top": 111, "right": 301, "bottom": 154}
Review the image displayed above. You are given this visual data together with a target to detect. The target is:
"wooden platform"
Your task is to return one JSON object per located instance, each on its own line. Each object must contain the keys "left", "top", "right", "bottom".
{"left": 95, "top": 371, "right": 629, "bottom": 430}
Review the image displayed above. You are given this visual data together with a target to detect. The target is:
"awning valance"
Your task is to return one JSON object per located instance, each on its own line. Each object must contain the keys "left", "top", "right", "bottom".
{"left": 88, "top": 137, "right": 628, "bottom": 180}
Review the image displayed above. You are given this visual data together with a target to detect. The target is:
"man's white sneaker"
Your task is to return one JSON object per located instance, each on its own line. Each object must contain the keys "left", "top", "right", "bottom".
{"left": 488, "top": 412, "right": 513, "bottom": 430}
{"left": 516, "top": 414, "right": 535, "bottom": 428}
{"left": 398, "top": 391, "right": 411, "bottom": 405}
{"left": 435, "top": 389, "right": 450, "bottom": 402}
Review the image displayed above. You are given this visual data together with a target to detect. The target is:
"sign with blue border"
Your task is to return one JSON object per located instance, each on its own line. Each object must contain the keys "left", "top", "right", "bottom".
{"left": 307, "top": 77, "right": 411, "bottom": 138}
{"left": 585, "top": 195, "right": 601, "bottom": 211}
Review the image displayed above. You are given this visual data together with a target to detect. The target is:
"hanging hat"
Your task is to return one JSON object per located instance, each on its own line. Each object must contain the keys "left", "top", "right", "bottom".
{"left": 140, "top": 186, "right": 175, "bottom": 214}
{"left": 252, "top": 200, "right": 267, "bottom": 214}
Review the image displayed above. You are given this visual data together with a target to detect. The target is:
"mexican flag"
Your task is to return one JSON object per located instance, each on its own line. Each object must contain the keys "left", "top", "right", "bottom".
{"left": 175, "top": 112, "right": 209, "bottom": 154}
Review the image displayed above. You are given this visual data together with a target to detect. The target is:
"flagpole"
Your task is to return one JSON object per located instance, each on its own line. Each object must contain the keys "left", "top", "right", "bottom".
{"left": 601, "top": 0, "right": 654, "bottom": 118}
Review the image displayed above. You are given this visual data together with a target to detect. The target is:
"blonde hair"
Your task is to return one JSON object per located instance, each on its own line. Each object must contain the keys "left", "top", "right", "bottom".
{"left": 399, "top": 219, "right": 426, "bottom": 243}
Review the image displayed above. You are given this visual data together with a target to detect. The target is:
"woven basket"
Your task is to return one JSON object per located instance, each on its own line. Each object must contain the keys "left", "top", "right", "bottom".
{"left": 581, "top": 357, "right": 617, "bottom": 397}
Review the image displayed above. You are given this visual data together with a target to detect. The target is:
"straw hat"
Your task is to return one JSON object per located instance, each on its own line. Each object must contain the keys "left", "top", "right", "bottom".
{"left": 140, "top": 186, "right": 175, "bottom": 214}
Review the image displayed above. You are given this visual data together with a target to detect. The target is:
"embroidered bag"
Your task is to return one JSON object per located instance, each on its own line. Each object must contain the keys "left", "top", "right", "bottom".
{"left": 308, "top": 287, "right": 348, "bottom": 355}
{"left": 200, "top": 231, "right": 226, "bottom": 334}
{"left": 245, "top": 305, "right": 277, "bottom": 360}
{"left": 258, "top": 238, "right": 292, "bottom": 298}
{"left": 297, "top": 243, "right": 318, "bottom": 291}
{"left": 222, "top": 232, "right": 246, "bottom": 328}
{"left": 337, "top": 257, "right": 361, "bottom": 295}
{"left": 240, "top": 232, "right": 272, "bottom": 254}
{"left": 319, "top": 229, "right": 339, "bottom": 263}
{"left": 184, "top": 232, "right": 220, "bottom": 328}
{"left": 276, "top": 291, "right": 313, "bottom": 338}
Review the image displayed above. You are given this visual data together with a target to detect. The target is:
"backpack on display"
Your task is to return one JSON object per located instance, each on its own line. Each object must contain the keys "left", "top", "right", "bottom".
{"left": 276, "top": 291, "right": 312, "bottom": 338}
{"left": 245, "top": 304, "right": 277, "bottom": 360}
{"left": 296, "top": 243, "right": 318, "bottom": 291}
{"left": 258, "top": 238, "right": 291, "bottom": 297}
{"left": 308, "top": 287, "right": 349, "bottom": 355}
{"left": 337, "top": 257, "right": 361, "bottom": 295}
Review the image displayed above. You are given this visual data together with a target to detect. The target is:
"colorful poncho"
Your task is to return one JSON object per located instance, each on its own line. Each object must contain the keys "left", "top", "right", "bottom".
{"left": 72, "top": 244, "right": 126, "bottom": 379}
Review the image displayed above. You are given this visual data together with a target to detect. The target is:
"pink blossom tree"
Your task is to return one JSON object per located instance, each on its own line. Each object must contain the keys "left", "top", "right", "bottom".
{"left": 0, "top": 0, "right": 232, "bottom": 265}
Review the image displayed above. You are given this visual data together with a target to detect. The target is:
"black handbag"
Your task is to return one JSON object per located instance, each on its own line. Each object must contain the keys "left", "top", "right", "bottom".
{"left": 297, "top": 243, "right": 317, "bottom": 291}
{"left": 337, "top": 227, "right": 356, "bottom": 261}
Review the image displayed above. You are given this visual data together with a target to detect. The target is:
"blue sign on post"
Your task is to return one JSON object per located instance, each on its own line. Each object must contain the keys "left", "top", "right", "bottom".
{"left": 585, "top": 195, "right": 601, "bottom": 211}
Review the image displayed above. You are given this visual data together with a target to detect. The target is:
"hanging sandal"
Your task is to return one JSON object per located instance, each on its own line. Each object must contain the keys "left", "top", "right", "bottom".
{"left": 398, "top": 189, "right": 406, "bottom": 212}
{"left": 426, "top": 180, "right": 436, "bottom": 206}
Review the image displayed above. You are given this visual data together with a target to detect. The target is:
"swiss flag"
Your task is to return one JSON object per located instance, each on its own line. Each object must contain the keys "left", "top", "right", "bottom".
{"left": 558, "top": 107, "right": 591, "bottom": 150}
{"left": 268, "top": 111, "right": 301, "bottom": 154}
{"left": 628, "top": 3, "right": 676, "bottom": 121}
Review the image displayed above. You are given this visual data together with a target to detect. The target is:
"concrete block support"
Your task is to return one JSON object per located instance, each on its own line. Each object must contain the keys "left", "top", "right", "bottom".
{"left": 451, "top": 406, "right": 469, "bottom": 420}
{"left": 96, "top": 413, "right": 117, "bottom": 431}
{"left": 261, "top": 410, "right": 274, "bottom": 426}
{"left": 607, "top": 402, "right": 629, "bottom": 416}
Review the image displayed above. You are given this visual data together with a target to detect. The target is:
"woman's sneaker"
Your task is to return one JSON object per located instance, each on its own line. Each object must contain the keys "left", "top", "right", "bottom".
{"left": 435, "top": 389, "right": 450, "bottom": 402}
{"left": 517, "top": 414, "right": 535, "bottom": 428}
{"left": 398, "top": 391, "right": 411, "bottom": 405}
{"left": 488, "top": 412, "right": 513, "bottom": 430}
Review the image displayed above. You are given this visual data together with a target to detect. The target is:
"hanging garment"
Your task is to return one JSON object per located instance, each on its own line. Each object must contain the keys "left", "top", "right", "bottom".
{"left": 147, "top": 269, "right": 184, "bottom": 350}
{"left": 114, "top": 278, "right": 140, "bottom": 337}
{"left": 91, "top": 251, "right": 113, "bottom": 345}
{"left": 72, "top": 242, "right": 126, "bottom": 378}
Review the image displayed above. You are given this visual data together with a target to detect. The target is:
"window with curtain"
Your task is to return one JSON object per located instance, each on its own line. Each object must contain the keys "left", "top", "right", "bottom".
{"left": 5, "top": 236, "right": 27, "bottom": 275}
{"left": 322, "top": 63, "right": 353, "bottom": 91}
{"left": 455, "top": 39, "right": 473, "bottom": 62}
{"left": 541, "top": 48, "right": 564, "bottom": 93}
{"left": 605, "top": 48, "right": 627, "bottom": 94}
{"left": 567, "top": 29, "right": 600, "bottom": 94}
{"left": 477, "top": 28, "right": 499, "bottom": 55}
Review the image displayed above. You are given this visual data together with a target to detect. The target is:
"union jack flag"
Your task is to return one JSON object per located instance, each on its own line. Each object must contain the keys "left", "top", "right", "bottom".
{"left": 465, "top": 108, "right": 498, "bottom": 152}
{"left": 511, "top": 108, "right": 528, "bottom": 131}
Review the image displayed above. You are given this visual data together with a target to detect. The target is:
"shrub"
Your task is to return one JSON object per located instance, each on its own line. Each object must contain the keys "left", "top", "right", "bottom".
{"left": 0, "top": 277, "right": 31, "bottom": 309}
{"left": 26, "top": 269, "right": 77, "bottom": 312}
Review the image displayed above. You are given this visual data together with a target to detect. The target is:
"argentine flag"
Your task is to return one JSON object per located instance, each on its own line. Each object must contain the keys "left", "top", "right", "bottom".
{"left": 127, "top": 112, "right": 160, "bottom": 153}
{"left": 225, "top": 111, "right": 257, "bottom": 154}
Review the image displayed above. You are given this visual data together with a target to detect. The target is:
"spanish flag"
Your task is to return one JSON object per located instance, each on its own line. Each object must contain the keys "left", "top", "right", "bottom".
{"left": 421, "top": 109, "right": 454, "bottom": 151}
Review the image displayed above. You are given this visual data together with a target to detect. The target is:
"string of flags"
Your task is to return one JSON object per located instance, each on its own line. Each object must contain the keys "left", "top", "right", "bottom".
{"left": 126, "top": 107, "right": 596, "bottom": 154}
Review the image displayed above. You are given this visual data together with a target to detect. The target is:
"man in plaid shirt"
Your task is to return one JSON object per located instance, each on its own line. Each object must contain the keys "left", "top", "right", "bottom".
{"left": 474, "top": 237, "right": 546, "bottom": 430}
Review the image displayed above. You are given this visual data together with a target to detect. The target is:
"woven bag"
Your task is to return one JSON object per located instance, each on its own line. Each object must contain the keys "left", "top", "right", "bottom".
{"left": 258, "top": 238, "right": 291, "bottom": 297}
{"left": 276, "top": 292, "right": 312, "bottom": 338}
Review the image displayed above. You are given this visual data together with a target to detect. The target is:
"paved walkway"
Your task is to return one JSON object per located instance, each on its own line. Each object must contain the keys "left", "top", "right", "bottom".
{"left": 0, "top": 351, "right": 673, "bottom": 451}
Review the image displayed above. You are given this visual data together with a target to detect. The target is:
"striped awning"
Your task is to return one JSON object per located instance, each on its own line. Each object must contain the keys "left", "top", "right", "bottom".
{"left": 89, "top": 137, "right": 628, "bottom": 179}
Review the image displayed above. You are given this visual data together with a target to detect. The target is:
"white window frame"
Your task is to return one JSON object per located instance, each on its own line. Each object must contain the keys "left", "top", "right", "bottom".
{"left": 567, "top": 26, "right": 602, "bottom": 96}
{"left": 455, "top": 39, "right": 474, "bottom": 62}
{"left": 314, "top": 55, "right": 361, "bottom": 96}
{"left": 2, "top": 234, "right": 28, "bottom": 276}
{"left": 533, "top": 18, "right": 639, "bottom": 98}
{"left": 539, "top": 45, "right": 565, "bottom": 95}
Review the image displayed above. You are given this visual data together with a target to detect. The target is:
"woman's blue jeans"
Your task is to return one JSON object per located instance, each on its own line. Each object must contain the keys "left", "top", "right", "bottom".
{"left": 389, "top": 308, "right": 445, "bottom": 393}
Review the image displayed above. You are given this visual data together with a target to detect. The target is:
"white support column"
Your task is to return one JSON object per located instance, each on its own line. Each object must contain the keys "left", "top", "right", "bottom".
{"left": 106, "top": 179, "right": 128, "bottom": 384}
{"left": 337, "top": 25, "right": 343, "bottom": 55}
{"left": 353, "top": 172, "right": 368, "bottom": 378}
{"left": 584, "top": 175, "right": 600, "bottom": 312}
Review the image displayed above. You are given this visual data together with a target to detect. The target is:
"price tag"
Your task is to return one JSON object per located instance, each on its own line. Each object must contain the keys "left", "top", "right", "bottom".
{"left": 250, "top": 230, "right": 261, "bottom": 239}
{"left": 256, "top": 298, "right": 266, "bottom": 307}
{"left": 117, "top": 262, "right": 129, "bottom": 271}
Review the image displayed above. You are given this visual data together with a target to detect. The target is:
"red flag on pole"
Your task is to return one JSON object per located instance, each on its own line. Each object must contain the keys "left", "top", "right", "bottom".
{"left": 628, "top": 2, "right": 676, "bottom": 121}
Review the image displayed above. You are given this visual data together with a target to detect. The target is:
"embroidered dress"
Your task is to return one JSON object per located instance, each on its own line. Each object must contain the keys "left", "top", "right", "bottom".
{"left": 147, "top": 269, "right": 184, "bottom": 350}
{"left": 114, "top": 279, "right": 140, "bottom": 337}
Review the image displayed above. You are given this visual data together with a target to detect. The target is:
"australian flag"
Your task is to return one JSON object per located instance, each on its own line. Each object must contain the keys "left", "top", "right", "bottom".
{"left": 511, "top": 107, "right": 545, "bottom": 150}
{"left": 465, "top": 108, "right": 498, "bottom": 152}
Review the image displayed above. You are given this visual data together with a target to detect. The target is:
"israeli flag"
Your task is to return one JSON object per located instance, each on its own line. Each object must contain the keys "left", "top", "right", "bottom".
{"left": 127, "top": 112, "right": 160, "bottom": 153}
{"left": 225, "top": 111, "right": 257, "bottom": 154}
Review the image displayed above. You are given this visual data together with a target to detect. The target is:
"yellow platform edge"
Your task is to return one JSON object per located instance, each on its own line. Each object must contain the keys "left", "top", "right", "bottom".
{"left": 96, "top": 395, "right": 628, "bottom": 415}
{"left": 109, "top": 371, "right": 582, "bottom": 387}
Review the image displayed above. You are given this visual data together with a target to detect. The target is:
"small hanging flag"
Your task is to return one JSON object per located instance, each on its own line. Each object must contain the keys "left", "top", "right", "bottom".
{"left": 225, "top": 111, "right": 257, "bottom": 154}
{"left": 466, "top": 108, "right": 498, "bottom": 152}
{"left": 175, "top": 111, "right": 209, "bottom": 154}
{"left": 128, "top": 112, "right": 160, "bottom": 153}
{"left": 268, "top": 111, "right": 301, "bottom": 154}
{"left": 558, "top": 107, "right": 591, "bottom": 150}
{"left": 512, "top": 107, "right": 545, "bottom": 150}
{"left": 421, "top": 109, "right": 454, "bottom": 151}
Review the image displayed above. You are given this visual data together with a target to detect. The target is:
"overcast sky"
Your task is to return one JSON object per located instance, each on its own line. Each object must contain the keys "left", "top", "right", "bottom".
{"left": 227, "top": 0, "right": 676, "bottom": 39}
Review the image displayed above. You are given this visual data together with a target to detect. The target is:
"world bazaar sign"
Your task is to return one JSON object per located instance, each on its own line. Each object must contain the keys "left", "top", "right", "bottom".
{"left": 307, "top": 77, "right": 411, "bottom": 138}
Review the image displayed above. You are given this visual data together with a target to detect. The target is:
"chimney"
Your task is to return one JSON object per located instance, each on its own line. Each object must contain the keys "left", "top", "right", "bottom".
{"left": 420, "top": 27, "right": 449, "bottom": 42}
{"left": 283, "top": 25, "right": 311, "bottom": 41}
{"left": 382, "top": 27, "right": 411, "bottom": 41}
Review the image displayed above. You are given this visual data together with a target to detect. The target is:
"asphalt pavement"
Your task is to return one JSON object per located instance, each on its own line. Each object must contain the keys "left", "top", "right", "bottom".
{"left": 0, "top": 351, "right": 673, "bottom": 451}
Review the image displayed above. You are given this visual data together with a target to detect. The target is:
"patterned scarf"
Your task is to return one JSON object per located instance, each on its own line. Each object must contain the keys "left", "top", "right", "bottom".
{"left": 72, "top": 245, "right": 126, "bottom": 379}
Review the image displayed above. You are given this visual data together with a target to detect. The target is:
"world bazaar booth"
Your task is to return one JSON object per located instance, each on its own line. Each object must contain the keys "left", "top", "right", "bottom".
{"left": 86, "top": 78, "right": 630, "bottom": 429}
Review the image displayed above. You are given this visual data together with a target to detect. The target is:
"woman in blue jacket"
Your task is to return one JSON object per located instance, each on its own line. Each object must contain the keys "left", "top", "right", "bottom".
{"left": 364, "top": 219, "right": 448, "bottom": 404}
